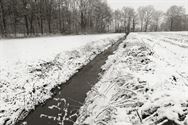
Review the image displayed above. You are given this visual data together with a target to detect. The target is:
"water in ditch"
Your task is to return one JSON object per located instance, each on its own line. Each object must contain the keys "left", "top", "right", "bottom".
{"left": 16, "top": 36, "right": 125, "bottom": 125}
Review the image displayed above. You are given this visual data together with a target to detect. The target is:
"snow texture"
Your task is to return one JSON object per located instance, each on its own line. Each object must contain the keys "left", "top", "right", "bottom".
{"left": 0, "top": 34, "right": 122, "bottom": 66}
{"left": 76, "top": 32, "right": 188, "bottom": 125}
{"left": 0, "top": 34, "right": 123, "bottom": 125}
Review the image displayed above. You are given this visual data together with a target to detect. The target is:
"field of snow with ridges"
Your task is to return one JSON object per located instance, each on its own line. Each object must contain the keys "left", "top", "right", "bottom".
{"left": 76, "top": 32, "right": 188, "bottom": 125}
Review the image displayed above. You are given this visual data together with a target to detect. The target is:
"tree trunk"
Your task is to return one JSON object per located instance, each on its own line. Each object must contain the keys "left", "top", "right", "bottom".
{"left": 11, "top": 0, "right": 17, "bottom": 37}
{"left": 0, "top": 0, "right": 7, "bottom": 36}
{"left": 47, "top": 18, "right": 51, "bottom": 33}
{"left": 40, "top": 18, "right": 44, "bottom": 34}
{"left": 141, "top": 20, "right": 143, "bottom": 32}
{"left": 132, "top": 18, "right": 135, "bottom": 32}
{"left": 81, "top": 12, "right": 85, "bottom": 32}
{"left": 24, "top": 15, "right": 29, "bottom": 35}
{"left": 13, "top": 16, "right": 17, "bottom": 37}
{"left": 127, "top": 17, "right": 131, "bottom": 33}
{"left": 145, "top": 20, "right": 148, "bottom": 32}
{"left": 46, "top": 0, "right": 52, "bottom": 34}
{"left": 58, "top": 0, "right": 62, "bottom": 33}
{"left": 124, "top": 20, "right": 127, "bottom": 34}
{"left": 39, "top": 0, "right": 44, "bottom": 34}
{"left": 29, "top": 13, "right": 35, "bottom": 35}
{"left": 170, "top": 18, "right": 173, "bottom": 31}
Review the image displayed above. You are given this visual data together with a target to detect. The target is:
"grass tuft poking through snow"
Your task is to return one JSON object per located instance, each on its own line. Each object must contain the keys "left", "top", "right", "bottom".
{"left": 76, "top": 32, "right": 188, "bottom": 125}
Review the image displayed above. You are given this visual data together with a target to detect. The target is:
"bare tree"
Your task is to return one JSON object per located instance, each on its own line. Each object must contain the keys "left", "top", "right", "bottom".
{"left": 166, "top": 5, "right": 185, "bottom": 31}
{"left": 114, "top": 10, "right": 122, "bottom": 32}
{"left": 0, "top": 0, "right": 187, "bottom": 37}
{"left": 132, "top": 10, "right": 138, "bottom": 32}
{"left": 122, "top": 7, "right": 135, "bottom": 33}
{"left": 152, "top": 10, "right": 163, "bottom": 31}
{"left": 138, "top": 7, "right": 145, "bottom": 32}
{"left": 138, "top": 5, "right": 155, "bottom": 32}
{"left": 143, "top": 5, "right": 155, "bottom": 32}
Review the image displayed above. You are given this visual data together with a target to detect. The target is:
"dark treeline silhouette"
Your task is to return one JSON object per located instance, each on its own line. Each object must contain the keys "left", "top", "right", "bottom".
{"left": 0, "top": 0, "right": 187, "bottom": 38}
{"left": 0, "top": 0, "right": 112, "bottom": 37}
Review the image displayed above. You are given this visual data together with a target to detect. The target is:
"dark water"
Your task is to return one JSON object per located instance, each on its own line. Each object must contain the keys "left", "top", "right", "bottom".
{"left": 16, "top": 36, "right": 125, "bottom": 125}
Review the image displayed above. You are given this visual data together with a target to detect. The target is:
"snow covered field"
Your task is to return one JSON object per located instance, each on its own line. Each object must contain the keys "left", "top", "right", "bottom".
{"left": 0, "top": 34, "right": 123, "bottom": 66}
{"left": 0, "top": 34, "right": 123, "bottom": 125}
{"left": 76, "top": 32, "right": 188, "bottom": 125}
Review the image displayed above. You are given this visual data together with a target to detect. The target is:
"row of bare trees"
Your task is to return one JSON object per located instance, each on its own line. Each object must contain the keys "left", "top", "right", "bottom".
{"left": 0, "top": 0, "right": 112, "bottom": 37}
{"left": 113, "top": 5, "right": 188, "bottom": 33}
{"left": 0, "top": 0, "right": 188, "bottom": 37}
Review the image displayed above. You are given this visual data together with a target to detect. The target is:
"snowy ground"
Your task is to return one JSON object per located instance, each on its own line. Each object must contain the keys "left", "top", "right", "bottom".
{"left": 76, "top": 32, "right": 188, "bottom": 125}
{"left": 0, "top": 34, "right": 123, "bottom": 66}
{"left": 0, "top": 34, "right": 123, "bottom": 125}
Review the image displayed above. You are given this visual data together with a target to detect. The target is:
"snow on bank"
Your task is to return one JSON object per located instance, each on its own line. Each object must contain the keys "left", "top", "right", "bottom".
{"left": 0, "top": 34, "right": 123, "bottom": 125}
{"left": 76, "top": 32, "right": 188, "bottom": 125}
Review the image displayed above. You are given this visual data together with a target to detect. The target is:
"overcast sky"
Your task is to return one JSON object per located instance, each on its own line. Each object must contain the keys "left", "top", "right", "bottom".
{"left": 107, "top": 0, "right": 188, "bottom": 13}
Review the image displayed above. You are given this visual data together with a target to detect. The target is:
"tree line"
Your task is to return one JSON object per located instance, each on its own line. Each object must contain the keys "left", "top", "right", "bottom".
{"left": 0, "top": 0, "right": 187, "bottom": 38}
{"left": 0, "top": 0, "right": 112, "bottom": 37}
{"left": 114, "top": 5, "right": 188, "bottom": 33}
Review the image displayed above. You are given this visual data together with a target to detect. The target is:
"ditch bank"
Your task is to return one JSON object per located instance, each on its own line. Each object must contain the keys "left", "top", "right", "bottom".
{"left": 16, "top": 36, "right": 126, "bottom": 125}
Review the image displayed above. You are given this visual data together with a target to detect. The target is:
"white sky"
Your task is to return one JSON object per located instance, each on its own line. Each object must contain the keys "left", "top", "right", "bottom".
{"left": 107, "top": 0, "right": 188, "bottom": 13}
